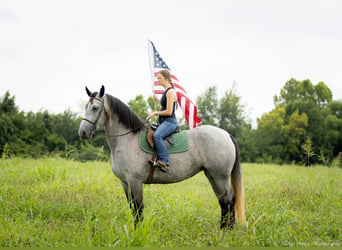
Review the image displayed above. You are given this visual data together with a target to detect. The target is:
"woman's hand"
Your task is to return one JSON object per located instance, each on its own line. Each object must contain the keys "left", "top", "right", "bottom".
{"left": 147, "top": 111, "right": 157, "bottom": 120}
{"left": 152, "top": 94, "right": 160, "bottom": 103}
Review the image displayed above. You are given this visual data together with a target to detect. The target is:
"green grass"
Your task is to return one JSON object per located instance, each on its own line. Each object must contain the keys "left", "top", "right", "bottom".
{"left": 0, "top": 158, "right": 341, "bottom": 247}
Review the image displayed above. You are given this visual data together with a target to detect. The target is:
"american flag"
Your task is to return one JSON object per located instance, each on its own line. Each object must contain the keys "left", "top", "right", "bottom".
{"left": 148, "top": 40, "right": 201, "bottom": 129}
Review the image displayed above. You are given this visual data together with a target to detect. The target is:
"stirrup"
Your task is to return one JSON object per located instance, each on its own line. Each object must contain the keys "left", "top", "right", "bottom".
{"left": 148, "top": 159, "right": 155, "bottom": 166}
{"left": 148, "top": 151, "right": 158, "bottom": 167}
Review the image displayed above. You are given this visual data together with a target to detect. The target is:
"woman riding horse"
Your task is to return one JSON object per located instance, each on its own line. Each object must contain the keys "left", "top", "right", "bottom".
{"left": 147, "top": 69, "right": 178, "bottom": 172}
{"left": 79, "top": 85, "right": 246, "bottom": 229}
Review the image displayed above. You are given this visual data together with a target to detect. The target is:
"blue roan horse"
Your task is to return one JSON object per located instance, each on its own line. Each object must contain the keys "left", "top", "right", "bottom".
{"left": 78, "top": 86, "right": 246, "bottom": 228}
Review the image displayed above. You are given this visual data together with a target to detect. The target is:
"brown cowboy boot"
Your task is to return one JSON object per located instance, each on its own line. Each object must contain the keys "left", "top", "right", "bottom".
{"left": 156, "top": 160, "right": 169, "bottom": 172}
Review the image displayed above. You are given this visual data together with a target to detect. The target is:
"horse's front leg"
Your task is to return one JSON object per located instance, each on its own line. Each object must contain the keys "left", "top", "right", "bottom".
{"left": 120, "top": 180, "right": 144, "bottom": 226}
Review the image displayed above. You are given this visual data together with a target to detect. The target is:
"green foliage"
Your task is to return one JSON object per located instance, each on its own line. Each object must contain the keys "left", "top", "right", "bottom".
{"left": 1, "top": 76, "right": 342, "bottom": 166}
{"left": 256, "top": 106, "right": 308, "bottom": 163}
{"left": 73, "top": 142, "right": 109, "bottom": 162}
{"left": 128, "top": 94, "right": 148, "bottom": 119}
{"left": 265, "top": 78, "right": 341, "bottom": 164}
{"left": 275, "top": 78, "right": 332, "bottom": 107}
{"left": 0, "top": 158, "right": 341, "bottom": 247}
{"left": 128, "top": 95, "right": 161, "bottom": 124}
{"left": 301, "top": 138, "right": 315, "bottom": 166}
{"left": 196, "top": 84, "right": 256, "bottom": 162}
{"left": 218, "top": 83, "right": 248, "bottom": 136}
{"left": 331, "top": 152, "right": 342, "bottom": 168}
{"left": 0, "top": 91, "right": 18, "bottom": 114}
{"left": 0, "top": 92, "right": 107, "bottom": 161}
{"left": 196, "top": 86, "right": 219, "bottom": 126}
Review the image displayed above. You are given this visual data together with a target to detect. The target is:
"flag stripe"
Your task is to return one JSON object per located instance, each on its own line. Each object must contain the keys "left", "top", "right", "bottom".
{"left": 153, "top": 81, "right": 188, "bottom": 96}
{"left": 154, "top": 72, "right": 179, "bottom": 82}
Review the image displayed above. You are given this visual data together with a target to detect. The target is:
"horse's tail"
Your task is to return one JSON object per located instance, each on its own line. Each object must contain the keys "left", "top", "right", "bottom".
{"left": 230, "top": 135, "right": 246, "bottom": 225}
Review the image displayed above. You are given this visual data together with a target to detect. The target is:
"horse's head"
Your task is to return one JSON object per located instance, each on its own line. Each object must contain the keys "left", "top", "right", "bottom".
{"left": 78, "top": 85, "right": 106, "bottom": 139}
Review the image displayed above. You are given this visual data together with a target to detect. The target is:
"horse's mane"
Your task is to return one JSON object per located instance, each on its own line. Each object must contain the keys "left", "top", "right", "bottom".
{"left": 105, "top": 94, "right": 145, "bottom": 133}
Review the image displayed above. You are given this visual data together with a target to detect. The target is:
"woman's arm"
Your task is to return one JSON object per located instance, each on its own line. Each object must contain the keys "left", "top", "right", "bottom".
{"left": 147, "top": 89, "right": 177, "bottom": 119}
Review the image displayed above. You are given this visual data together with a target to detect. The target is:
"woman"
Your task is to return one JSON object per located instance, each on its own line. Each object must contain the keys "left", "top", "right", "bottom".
{"left": 147, "top": 69, "right": 178, "bottom": 172}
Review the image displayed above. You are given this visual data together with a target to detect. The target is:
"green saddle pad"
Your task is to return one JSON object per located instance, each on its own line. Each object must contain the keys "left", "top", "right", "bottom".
{"left": 139, "top": 129, "right": 189, "bottom": 154}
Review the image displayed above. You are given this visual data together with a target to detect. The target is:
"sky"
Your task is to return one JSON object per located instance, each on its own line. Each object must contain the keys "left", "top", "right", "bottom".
{"left": 1, "top": 0, "right": 342, "bottom": 127}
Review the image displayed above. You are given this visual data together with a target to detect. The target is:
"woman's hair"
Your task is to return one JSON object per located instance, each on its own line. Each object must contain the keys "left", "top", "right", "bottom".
{"left": 158, "top": 69, "right": 173, "bottom": 86}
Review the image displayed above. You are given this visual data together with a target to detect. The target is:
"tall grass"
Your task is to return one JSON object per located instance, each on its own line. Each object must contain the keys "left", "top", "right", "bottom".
{"left": 0, "top": 158, "right": 341, "bottom": 247}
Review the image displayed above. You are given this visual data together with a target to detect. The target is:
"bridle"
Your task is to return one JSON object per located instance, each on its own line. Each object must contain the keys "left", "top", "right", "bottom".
{"left": 81, "top": 96, "right": 148, "bottom": 137}
{"left": 81, "top": 97, "right": 105, "bottom": 136}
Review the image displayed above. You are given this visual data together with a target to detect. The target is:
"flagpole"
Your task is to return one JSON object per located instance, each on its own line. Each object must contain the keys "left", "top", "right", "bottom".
{"left": 148, "top": 39, "right": 158, "bottom": 112}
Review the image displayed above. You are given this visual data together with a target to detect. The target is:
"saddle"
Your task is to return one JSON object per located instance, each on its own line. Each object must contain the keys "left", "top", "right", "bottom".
{"left": 146, "top": 123, "right": 181, "bottom": 149}
{"left": 145, "top": 122, "right": 181, "bottom": 184}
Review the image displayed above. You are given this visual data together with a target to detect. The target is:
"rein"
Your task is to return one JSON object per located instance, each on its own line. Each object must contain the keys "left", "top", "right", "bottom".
{"left": 95, "top": 120, "right": 148, "bottom": 137}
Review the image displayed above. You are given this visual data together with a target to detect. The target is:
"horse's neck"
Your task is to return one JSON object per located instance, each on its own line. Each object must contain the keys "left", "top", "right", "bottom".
{"left": 104, "top": 116, "right": 133, "bottom": 149}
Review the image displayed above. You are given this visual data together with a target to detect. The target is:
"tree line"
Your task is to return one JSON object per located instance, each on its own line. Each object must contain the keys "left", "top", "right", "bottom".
{"left": 1, "top": 78, "right": 341, "bottom": 166}
{"left": 195, "top": 79, "right": 342, "bottom": 166}
{"left": 0, "top": 92, "right": 108, "bottom": 161}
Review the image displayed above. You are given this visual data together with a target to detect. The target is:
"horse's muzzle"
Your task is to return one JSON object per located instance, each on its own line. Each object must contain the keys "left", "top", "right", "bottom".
{"left": 78, "top": 122, "right": 93, "bottom": 139}
{"left": 79, "top": 129, "right": 91, "bottom": 139}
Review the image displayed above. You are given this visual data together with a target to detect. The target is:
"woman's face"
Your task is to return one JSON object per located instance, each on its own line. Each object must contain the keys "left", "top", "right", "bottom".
{"left": 157, "top": 73, "right": 168, "bottom": 87}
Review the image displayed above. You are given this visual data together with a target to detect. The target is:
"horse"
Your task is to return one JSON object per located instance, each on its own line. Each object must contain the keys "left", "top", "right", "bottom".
{"left": 78, "top": 85, "right": 246, "bottom": 228}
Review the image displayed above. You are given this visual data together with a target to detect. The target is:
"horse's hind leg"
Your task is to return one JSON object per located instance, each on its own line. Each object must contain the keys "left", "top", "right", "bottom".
{"left": 121, "top": 180, "right": 144, "bottom": 226}
{"left": 204, "top": 170, "right": 235, "bottom": 229}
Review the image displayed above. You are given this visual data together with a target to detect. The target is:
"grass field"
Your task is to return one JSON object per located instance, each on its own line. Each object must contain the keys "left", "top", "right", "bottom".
{"left": 0, "top": 157, "right": 341, "bottom": 247}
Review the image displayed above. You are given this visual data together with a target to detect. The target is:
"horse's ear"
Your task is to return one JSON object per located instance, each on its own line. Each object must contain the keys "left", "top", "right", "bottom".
{"left": 99, "top": 85, "right": 105, "bottom": 97}
{"left": 85, "top": 86, "right": 92, "bottom": 97}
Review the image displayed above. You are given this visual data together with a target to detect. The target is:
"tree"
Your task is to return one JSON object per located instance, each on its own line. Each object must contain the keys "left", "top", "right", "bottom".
{"left": 322, "top": 101, "right": 342, "bottom": 160}
{"left": 0, "top": 91, "right": 112, "bottom": 159}
{"left": 274, "top": 78, "right": 332, "bottom": 106}
{"left": 128, "top": 95, "right": 148, "bottom": 119}
{"left": 0, "top": 92, "right": 19, "bottom": 156}
{"left": 196, "top": 84, "right": 256, "bottom": 162}
{"left": 286, "top": 110, "right": 308, "bottom": 161}
{"left": 218, "top": 84, "right": 256, "bottom": 162}
{"left": 272, "top": 78, "right": 336, "bottom": 163}
{"left": 328, "top": 100, "right": 342, "bottom": 119}
{"left": 218, "top": 83, "right": 247, "bottom": 137}
{"left": 196, "top": 86, "right": 219, "bottom": 126}
{"left": 256, "top": 105, "right": 308, "bottom": 163}
{"left": 0, "top": 91, "right": 18, "bottom": 114}
{"left": 256, "top": 106, "right": 287, "bottom": 163}
{"left": 315, "top": 81, "right": 333, "bottom": 108}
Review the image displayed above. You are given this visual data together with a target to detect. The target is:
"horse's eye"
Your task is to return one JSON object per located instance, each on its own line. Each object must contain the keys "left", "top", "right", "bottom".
{"left": 92, "top": 106, "right": 99, "bottom": 111}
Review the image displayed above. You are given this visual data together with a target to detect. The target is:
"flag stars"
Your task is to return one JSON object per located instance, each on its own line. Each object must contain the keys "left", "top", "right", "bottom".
{"left": 154, "top": 55, "right": 169, "bottom": 69}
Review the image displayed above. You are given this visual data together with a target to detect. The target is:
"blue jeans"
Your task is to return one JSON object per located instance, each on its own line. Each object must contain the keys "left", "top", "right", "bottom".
{"left": 153, "top": 117, "right": 178, "bottom": 165}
